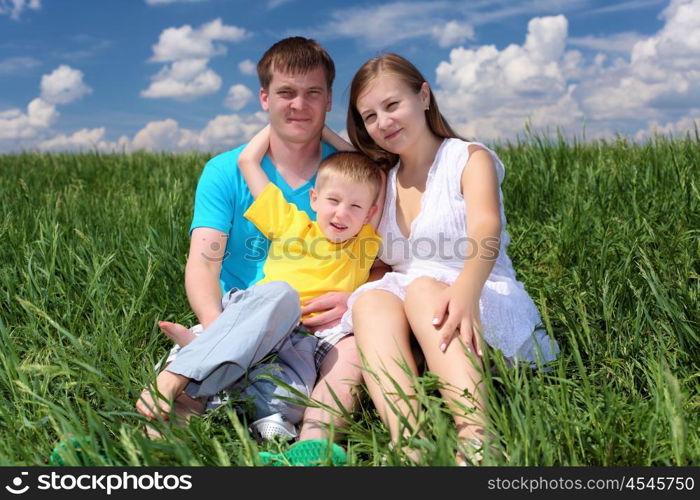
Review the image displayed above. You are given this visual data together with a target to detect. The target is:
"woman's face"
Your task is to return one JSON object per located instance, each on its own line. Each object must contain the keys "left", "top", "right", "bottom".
{"left": 355, "top": 73, "right": 430, "bottom": 156}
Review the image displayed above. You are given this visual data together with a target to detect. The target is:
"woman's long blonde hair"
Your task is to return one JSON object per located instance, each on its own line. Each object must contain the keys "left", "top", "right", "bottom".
{"left": 347, "top": 53, "right": 461, "bottom": 170}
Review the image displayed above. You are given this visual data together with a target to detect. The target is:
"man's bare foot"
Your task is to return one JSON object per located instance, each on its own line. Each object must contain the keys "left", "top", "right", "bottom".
{"left": 135, "top": 370, "right": 190, "bottom": 420}
{"left": 159, "top": 321, "right": 196, "bottom": 347}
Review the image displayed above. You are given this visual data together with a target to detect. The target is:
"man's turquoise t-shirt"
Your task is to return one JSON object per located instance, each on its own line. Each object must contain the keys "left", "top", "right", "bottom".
{"left": 190, "top": 142, "right": 337, "bottom": 293}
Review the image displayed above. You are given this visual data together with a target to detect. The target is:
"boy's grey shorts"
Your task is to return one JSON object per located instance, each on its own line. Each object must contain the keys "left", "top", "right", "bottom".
{"left": 160, "top": 282, "right": 352, "bottom": 423}
{"left": 164, "top": 322, "right": 349, "bottom": 374}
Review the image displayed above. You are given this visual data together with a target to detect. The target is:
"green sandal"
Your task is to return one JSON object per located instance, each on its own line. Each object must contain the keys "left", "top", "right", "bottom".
{"left": 259, "top": 439, "right": 347, "bottom": 466}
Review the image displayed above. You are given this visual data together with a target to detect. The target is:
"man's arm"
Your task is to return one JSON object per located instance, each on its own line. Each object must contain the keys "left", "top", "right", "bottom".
{"left": 238, "top": 126, "right": 272, "bottom": 198}
{"left": 185, "top": 227, "right": 227, "bottom": 329}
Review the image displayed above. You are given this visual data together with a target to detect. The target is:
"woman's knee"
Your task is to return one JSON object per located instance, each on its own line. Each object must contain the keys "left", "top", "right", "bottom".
{"left": 404, "top": 277, "right": 445, "bottom": 305}
{"left": 351, "top": 290, "right": 380, "bottom": 315}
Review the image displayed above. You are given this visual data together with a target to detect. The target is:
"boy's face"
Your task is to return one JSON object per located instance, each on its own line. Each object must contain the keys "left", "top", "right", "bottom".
{"left": 260, "top": 65, "right": 331, "bottom": 145}
{"left": 310, "top": 176, "right": 378, "bottom": 244}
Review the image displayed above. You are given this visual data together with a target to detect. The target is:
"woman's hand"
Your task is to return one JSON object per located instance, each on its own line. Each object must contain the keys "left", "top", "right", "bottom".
{"left": 432, "top": 285, "right": 483, "bottom": 356}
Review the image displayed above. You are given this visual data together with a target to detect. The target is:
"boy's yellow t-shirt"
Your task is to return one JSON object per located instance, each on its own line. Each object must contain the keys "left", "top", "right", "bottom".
{"left": 243, "top": 183, "right": 381, "bottom": 308}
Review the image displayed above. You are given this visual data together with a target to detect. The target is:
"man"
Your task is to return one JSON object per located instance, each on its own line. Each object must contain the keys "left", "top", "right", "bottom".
{"left": 136, "top": 37, "right": 365, "bottom": 458}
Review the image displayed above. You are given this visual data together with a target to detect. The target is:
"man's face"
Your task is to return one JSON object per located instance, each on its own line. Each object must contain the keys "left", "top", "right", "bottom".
{"left": 260, "top": 66, "right": 332, "bottom": 145}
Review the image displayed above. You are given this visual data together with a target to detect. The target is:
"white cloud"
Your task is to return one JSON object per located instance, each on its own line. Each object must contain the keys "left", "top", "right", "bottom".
{"left": 576, "top": 0, "right": 700, "bottom": 124}
{"left": 586, "top": 0, "right": 666, "bottom": 15}
{"left": 224, "top": 84, "right": 253, "bottom": 111}
{"left": 0, "top": 0, "right": 40, "bottom": 20}
{"left": 432, "top": 20, "right": 475, "bottom": 48}
{"left": 435, "top": 15, "right": 578, "bottom": 140}
{"left": 143, "top": 18, "right": 248, "bottom": 101}
{"left": 0, "top": 56, "right": 40, "bottom": 73}
{"left": 141, "top": 58, "right": 222, "bottom": 100}
{"left": 569, "top": 32, "right": 644, "bottom": 54}
{"left": 634, "top": 114, "right": 700, "bottom": 140}
{"left": 150, "top": 18, "right": 248, "bottom": 62}
{"left": 131, "top": 119, "right": 184, "bottom": 150}
{"left": 238, "top": 59, "right": 256, "bottom": 76}
{"left": 0, "top": 98, "right": 57, "bottom": 139}
{"left": 312, "top": 2, "right": 454, "bottom": 48}
{"left": 37, "top": 127, "right": 130, "bottom": 152}
{"left": 308, "top": 1, "right": 588, "bottom": 49}
{"left": 131, "top": 112, "right": 267, "bottom": 151}
{"left": 40, "top": 65, "right": 92, "bottom": 105}
{"left": 432, "top": 1, "right": 700, "bottom": 141}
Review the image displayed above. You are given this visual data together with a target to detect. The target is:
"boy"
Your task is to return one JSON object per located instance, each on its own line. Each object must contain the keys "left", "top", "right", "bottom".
{"left": 138, "top": 125, "right": 383, "bottom": 444}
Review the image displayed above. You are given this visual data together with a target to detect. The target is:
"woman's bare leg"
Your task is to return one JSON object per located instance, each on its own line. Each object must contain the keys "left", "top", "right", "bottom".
{"left": 352, "top": 290, "right": 418, "bottom": 442}
{"left": 403, "top": 277, "right": 486, "bottom": 451}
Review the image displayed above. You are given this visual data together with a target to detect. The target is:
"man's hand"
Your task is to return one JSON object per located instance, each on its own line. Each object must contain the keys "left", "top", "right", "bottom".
{"left": 300, "top": 291, "right": 351, "bottom": 332}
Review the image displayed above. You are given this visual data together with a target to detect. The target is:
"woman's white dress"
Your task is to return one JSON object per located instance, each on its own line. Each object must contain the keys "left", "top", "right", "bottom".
{"left": 331, "top": 138, "right": 559, "bottom": 364}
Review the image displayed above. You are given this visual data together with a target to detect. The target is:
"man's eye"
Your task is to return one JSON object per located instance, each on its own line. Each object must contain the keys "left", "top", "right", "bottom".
{"left": 387, "top": 101, "right": 398, "bottom": 110}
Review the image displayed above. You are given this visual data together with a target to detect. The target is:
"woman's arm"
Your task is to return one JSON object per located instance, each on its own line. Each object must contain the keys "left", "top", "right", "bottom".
{"left": 238, "top": 125, "right": 272, "bottom": 198}
{"left": 368, "top": 169, "right": 387, "bottom": 230}
{"left": 322, "top": 125, "right": 355, "bottom": 152}
{"left": 433, "top": 146, "right": 501, "bottom": 354}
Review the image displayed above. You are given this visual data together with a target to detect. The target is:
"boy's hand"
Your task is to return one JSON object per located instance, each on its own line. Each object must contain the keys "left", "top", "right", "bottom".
{"left": 300, "top": 291, "right": 351, "bottom": 332}
{"left": 238, "top": 125, "right": 272, "bottom": 198}
{"left": 239, "top": 125, "right": 271, "bottom": 165}
{"left": 321, "top": 125, "right": 354, "bottom": 152}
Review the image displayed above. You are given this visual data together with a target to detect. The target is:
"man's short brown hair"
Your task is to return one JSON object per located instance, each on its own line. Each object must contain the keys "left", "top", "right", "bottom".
{"left": 316, "top": 152, "right": 382, "bottom": 205}
{"left": 257, "top": 37, "right": 335, "bottom": 90}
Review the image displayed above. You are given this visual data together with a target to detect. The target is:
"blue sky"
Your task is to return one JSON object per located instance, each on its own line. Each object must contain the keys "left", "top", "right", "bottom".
{"left": 1, "top": 0, "right": 698, "bottom": 152}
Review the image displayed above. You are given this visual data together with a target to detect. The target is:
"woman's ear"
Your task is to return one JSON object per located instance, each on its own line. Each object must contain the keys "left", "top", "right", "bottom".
{"left": 420, "top": 82, "right": 430, "bottom": 109}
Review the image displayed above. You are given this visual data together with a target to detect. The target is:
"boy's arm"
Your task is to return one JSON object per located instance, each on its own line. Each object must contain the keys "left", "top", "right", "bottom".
{"left": 322, "top": 125, "right": 355, "bottom": 152}
{"left": 238, "top": 125, "right": 272, "bottom": 198}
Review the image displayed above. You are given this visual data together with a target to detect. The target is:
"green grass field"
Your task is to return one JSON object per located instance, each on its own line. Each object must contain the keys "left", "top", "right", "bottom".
{"left": 0, "top": 134, "right": 698, "bottom": 466}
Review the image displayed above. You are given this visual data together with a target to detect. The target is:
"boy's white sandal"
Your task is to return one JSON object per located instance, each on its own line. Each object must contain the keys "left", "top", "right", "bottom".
{"left": 249, "top": 412, "right": 298, "bottom": 442}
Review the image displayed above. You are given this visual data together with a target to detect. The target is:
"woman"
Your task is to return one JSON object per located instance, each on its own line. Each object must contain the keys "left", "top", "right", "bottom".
{"left": 344, "top": 54, "right": 559, "bottom": 463}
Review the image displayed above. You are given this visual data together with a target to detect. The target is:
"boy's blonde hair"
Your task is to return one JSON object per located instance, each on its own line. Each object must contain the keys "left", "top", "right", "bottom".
{"left": 316, "top": 152, "right": 382, "bottom": 205}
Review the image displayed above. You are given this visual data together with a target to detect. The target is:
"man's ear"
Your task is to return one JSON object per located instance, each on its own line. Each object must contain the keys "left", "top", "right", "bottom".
{"left": 260, "top": 87, "right": 270, "bottom": 111}
{"left": 326, "top": 88, "right": 332, "bottom": 112}
{"left": 309, "top": 188, "right": 318, "bottom": 212}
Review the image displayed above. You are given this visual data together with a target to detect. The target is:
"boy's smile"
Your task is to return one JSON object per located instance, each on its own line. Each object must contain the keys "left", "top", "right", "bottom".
{"left": 310, "top": 177, "right": 378, "bottom": 244}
